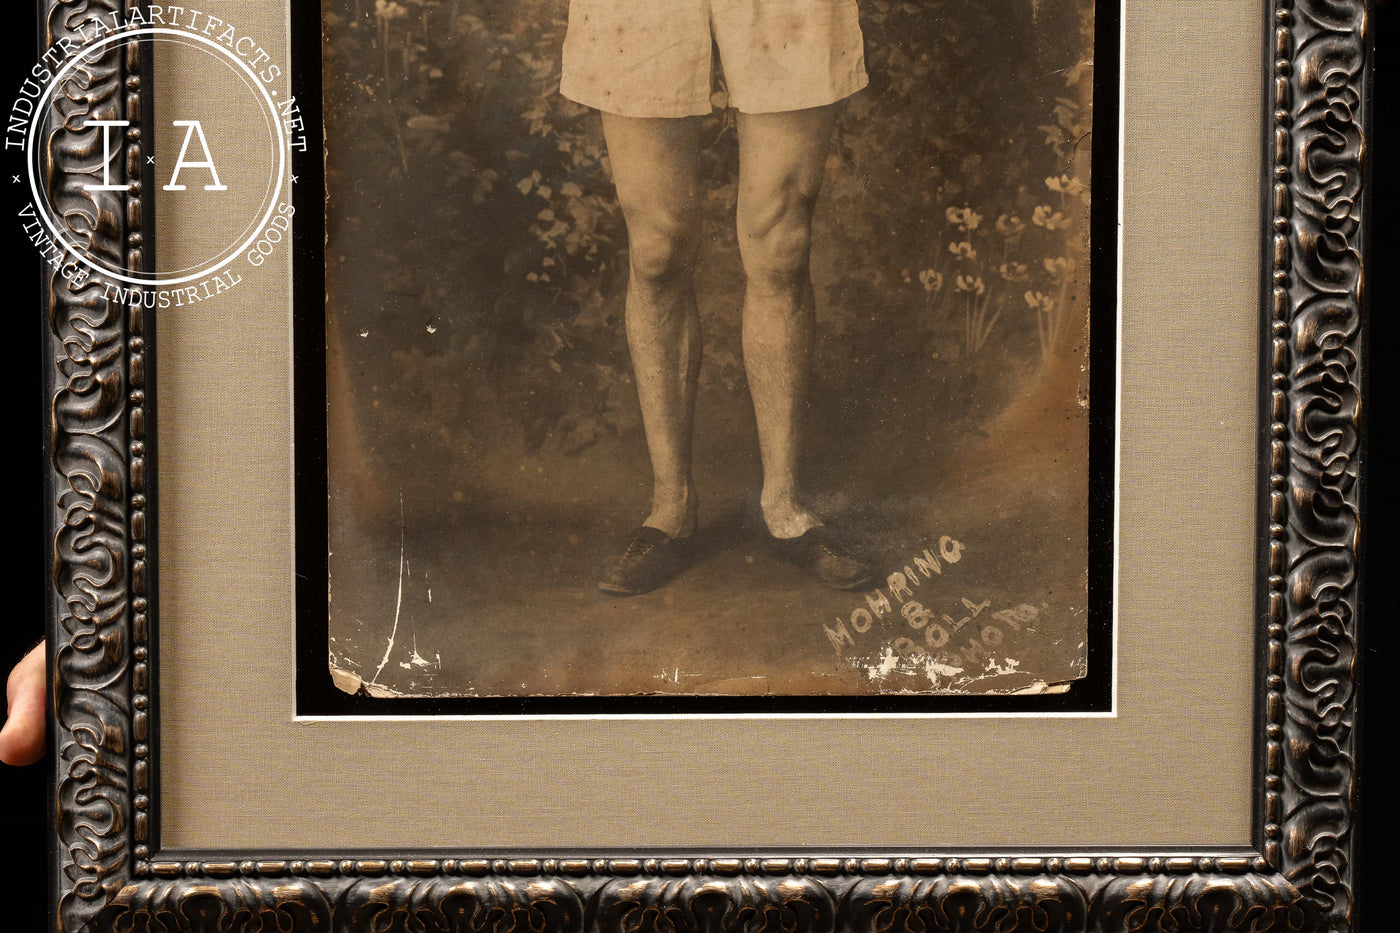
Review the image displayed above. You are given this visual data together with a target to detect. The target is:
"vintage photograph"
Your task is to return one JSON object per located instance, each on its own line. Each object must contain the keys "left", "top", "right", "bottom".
{"left": 319, "top": 0, "right": 1100, "bottom": 698}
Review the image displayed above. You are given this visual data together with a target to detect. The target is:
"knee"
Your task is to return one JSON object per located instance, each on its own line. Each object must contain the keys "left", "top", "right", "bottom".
{"left": 626, "top": 218, "right": 698, "bottom": 291}
{"left": 739, "top": 187, "right": 819, "bottom": 293}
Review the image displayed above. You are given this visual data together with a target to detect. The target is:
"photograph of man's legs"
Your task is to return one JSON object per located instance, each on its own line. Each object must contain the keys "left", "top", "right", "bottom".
{"left": 595, "top": 105, "right": 875, "bottom": 596}
{"left": 562, "top": 0, "right": 876, "bottom": 595}
{"left": 322, "top": 0, "right": 1097, "bottom": 699}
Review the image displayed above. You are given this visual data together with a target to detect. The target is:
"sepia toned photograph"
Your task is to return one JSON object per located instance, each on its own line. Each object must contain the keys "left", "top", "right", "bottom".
{"left": 319, "top": 0, "right": 1103, "bottom": 699}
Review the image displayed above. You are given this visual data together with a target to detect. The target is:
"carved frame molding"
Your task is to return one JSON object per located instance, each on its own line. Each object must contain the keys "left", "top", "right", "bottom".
{"left": 40, "top": 0, "right": 1366, "bottom": 930}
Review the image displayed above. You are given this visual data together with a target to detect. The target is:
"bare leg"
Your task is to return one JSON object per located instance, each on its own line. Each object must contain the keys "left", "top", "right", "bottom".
{"left": 735, "top": 106, "right": 838, "bottom": 539}
{"left": 601, "top": 113, "right": 704, "bottom": 538}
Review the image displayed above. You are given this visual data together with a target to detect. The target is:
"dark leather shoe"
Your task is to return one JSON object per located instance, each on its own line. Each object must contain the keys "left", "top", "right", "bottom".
{"left": 597, "top": 526, "right": 691, "bottom": 596}
{"left": 770, "top": 526, "right": 876, "bottom": 590}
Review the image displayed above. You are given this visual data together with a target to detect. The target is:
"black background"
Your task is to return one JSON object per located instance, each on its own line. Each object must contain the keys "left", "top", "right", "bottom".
{"left": 1, "top": 3, "right": 1395, "bottom": 928}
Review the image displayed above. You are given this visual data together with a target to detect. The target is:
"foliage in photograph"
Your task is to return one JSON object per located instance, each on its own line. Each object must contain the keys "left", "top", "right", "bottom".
{"left": 323, "top": 0, "right": 1093, "bottom": 470}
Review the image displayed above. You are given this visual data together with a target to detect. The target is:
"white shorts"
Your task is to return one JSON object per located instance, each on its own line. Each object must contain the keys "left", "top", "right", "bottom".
{"left": 559, "top": 0, "right": 868, "bottom": 118}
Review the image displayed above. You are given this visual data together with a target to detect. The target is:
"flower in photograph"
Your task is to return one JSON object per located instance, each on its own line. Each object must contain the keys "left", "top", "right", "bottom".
{"left": 919, "top": 269, "right": 943, "bottom": 292}
{"left": 998, "top": 261, "right": 1028, "bottom": 281}
{"left": 956, "top": 275, "right": 986, "bottom": 295}
{"left": 1045, "top": 174, "right": 1086, "bottom": 198}
{"left": 1024, "top": 290, "right": 1055, "bottom": 313}
{"left": 945, "top": 206, "right": 983, "bottom": 231}
{"left": 1042, "top": 257, "right": 1069, "bottom": 277}
{"left": 1032, "top": 205, "right": 1068, "bottom": 230}
{"left": 948, "top": 240, "right": 977, "bottom": 261}
{"left": 996, "top": 214, "right": 1027, "bottom": 238}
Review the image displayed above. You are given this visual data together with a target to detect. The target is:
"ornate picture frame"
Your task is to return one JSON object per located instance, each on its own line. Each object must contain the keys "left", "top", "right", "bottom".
{"left": 36, "top": 0, "right": 1366, "bottom": 930}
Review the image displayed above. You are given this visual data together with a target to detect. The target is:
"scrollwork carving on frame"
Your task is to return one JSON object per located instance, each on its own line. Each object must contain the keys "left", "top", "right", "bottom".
{"left": 42, "top": 1, "right": 151, "bottom": 931}
{"left": 1265, "top": 0, "right": 1366, "bottom": 928}
{"left": 94, "top": 862, "right": 1310, "bottom": 933}
{"left": 39, "top": 0, "right": 1366, "bottom": 930}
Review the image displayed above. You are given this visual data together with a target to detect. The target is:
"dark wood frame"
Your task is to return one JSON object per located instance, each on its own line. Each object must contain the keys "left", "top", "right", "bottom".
{"left": 40, "top": 0, "right": 1368, "bottom": 929}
